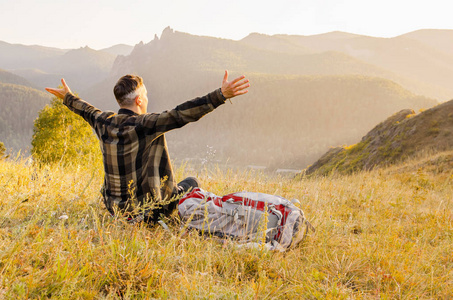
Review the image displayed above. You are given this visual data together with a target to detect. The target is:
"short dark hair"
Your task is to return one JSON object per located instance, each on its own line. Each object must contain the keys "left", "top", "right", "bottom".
{"left": 113, "top": 74, "right": 144, "bottom": 106}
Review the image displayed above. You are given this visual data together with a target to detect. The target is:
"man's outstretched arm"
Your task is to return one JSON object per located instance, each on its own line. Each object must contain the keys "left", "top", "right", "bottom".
{"left": 141, "top": 71, "right": 250, "bottom": 140}
{"left": 45, "top": 78, "right": 102, "bottom": 128}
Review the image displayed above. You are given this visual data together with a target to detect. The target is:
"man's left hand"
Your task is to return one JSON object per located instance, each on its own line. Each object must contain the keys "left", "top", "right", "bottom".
{"left": 221, "top": 70, "right": 250, "bottom": 99}
{"left": 45, "top": 78, "right": 72, "bottom": 100}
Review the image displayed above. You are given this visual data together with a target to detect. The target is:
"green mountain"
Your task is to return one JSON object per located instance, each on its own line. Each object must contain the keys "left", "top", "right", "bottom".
{"left": 0, "top": 69, "right": 35, "bottom": 88}
{"left": 10, "top": 68, "right": 61, "bottom": 91}
{"left": 0, "top": 83, "right": 51, "bottom": 151}
{"left": 304, "top": 98, "right": 453, "bottom": 176}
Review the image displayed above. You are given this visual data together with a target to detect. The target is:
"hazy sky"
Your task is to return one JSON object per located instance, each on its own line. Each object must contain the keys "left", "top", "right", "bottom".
{"left": 1, "top": 0, "right": 452, "bottom": 49}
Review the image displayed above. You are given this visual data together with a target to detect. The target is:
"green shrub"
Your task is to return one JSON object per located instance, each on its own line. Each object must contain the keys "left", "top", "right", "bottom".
{"left": 31, "top": 96, "right": 101, "bottom": 165}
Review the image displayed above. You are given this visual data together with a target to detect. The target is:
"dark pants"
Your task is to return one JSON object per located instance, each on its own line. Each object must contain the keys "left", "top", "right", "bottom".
{"left": 146, "top": 177, "right": 199, "bottom": 224}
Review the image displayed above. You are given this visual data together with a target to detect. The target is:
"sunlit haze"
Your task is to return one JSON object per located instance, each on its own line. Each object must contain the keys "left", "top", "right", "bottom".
{"left": 1, "top": 0, "right": 452, "bottom": 49}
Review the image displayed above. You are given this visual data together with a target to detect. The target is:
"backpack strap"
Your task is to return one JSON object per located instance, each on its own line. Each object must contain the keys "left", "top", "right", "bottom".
{"left": 269, "top": 205, "right": 283, "bottom": 225}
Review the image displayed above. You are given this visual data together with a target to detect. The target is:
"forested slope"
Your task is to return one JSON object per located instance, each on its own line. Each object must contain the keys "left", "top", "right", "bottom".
{"left": 0, "top": 69, "right": 36, "bottom": 88}
{"left": 0, "top": 83, "right": 51, "bottom": 151}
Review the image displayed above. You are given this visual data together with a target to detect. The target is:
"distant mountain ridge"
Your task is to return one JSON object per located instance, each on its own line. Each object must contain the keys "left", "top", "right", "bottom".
{"left": 1, "top": 28, "right": 452, "bottom": 99}
{"left": 398, "top": 29, "right": 453, "bottom": 56}
{"left": 100, "top": 44, "right": 134, "bottom": 56}
{"left": 245, "top": 30, "right": 453, "bottom": 101}
{"left": 0, "top": 42, "right": 120, "bottom": 91}
{"left": 0, "top": 27, "right": 450, "bottom": 167}
{"left": 0, "top": 40, "right": 67, "bottom": 69}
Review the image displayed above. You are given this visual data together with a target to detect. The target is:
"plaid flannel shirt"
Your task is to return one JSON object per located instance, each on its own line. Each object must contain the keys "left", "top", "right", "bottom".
{"left": 63, "top": 88, "right": 225, "bottom": 214}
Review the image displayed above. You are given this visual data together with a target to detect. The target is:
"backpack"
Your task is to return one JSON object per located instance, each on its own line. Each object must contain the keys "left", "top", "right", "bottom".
{"left": 178, "top": 188, "right": 314, "bottom": 251}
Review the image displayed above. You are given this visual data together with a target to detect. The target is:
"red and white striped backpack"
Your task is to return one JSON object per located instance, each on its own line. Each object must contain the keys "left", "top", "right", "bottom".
{"left": 178, "top": 188, "right": 314, "bottom": 251}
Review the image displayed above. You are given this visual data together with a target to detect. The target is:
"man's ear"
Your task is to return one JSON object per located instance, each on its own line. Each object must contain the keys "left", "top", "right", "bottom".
{"left": 135, "top": 95, "right": 141, "bottom": 106}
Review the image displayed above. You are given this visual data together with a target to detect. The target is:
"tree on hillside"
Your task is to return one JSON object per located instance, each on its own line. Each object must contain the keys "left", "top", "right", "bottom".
{"left": 31, "top": 96, "right": 101, "bottom": 165}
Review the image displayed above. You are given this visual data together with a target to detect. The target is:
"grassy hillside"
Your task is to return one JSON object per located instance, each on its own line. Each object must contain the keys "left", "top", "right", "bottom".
{"left": 305, "top": 98, "right": 453, "bottom": 176}
{"left": 0, "top": 83, "right": 51, "bottom": 151}
{"left": 0, "top": 151, "right": 452, "bottom": 298}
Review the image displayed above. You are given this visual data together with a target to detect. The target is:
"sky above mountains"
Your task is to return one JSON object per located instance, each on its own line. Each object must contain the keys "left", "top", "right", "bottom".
{"left": 1, "top": 0, "right": 452, "bottom": 49}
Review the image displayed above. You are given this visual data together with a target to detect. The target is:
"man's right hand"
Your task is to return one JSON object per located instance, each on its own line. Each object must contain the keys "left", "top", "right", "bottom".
{"left": 45, "top": 78, "right": 72, "bottom": 99}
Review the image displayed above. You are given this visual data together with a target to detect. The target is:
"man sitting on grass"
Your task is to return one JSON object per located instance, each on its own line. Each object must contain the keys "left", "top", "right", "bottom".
{"left": 45, "top": 71, "right": 249, "bottom": 223}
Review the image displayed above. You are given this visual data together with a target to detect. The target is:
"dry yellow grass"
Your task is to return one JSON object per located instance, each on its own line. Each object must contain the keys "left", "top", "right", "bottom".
{"left": 0, "top": 153, "right": 452, "bottom": 299}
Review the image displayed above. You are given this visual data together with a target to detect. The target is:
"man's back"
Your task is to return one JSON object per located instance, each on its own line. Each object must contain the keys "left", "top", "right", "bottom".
{"left": 63, "top": 89, "right": 227, "bottom": 215}
{"left": 94, "top": 108, "right": 176, "bottom": 214}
